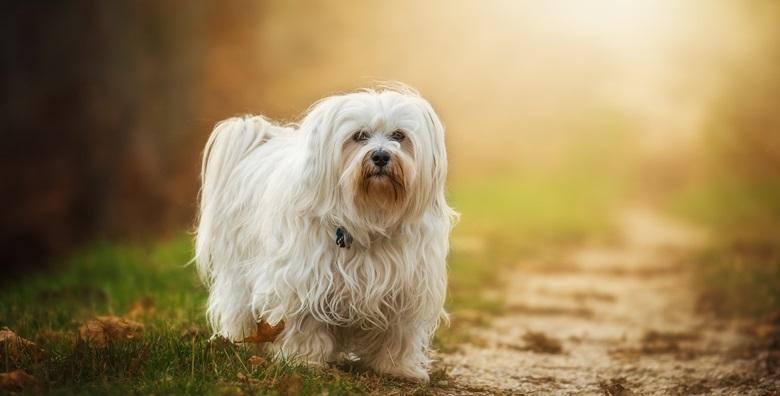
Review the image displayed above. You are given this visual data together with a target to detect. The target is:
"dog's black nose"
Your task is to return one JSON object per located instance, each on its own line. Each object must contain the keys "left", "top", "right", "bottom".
{"left": 370, "top": 150, "right": 391, "bottom": 167}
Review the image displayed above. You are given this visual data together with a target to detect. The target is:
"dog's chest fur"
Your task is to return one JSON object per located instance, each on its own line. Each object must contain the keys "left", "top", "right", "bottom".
{"left": 300, "top": 234, "right": 419, "bottom": 328}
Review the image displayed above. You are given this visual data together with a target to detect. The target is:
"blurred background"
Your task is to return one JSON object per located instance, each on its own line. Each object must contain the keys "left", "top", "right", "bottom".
{"left": 1, "top": 2, "right": 780, "bottom": 393}
{"left": 1, "top": 0, "right": 778, "bottom": 314}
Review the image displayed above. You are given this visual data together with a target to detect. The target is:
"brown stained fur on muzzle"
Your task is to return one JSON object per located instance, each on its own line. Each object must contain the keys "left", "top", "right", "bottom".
{"left": 353, "top": 154, "right": 407, "bottom": 211}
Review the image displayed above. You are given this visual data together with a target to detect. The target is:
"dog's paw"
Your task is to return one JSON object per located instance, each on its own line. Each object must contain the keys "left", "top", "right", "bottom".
{"left": 370, "top": 359, "right": 430, "bottom": 383}
{"left": 385, "top": 365, "right": 430, "bottom": 383}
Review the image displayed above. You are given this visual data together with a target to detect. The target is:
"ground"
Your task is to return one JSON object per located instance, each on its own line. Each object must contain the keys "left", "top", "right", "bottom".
{"left": 2, "top": 206, "right": 778, "bottom": 395}
{"left": 436, "top": 208, "right": 779, "bottom": 395}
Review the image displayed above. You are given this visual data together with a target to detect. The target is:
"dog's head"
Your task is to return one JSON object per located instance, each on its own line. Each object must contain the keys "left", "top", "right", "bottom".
{"left": 300, "top": 87, "right": 449, "bottom": 232}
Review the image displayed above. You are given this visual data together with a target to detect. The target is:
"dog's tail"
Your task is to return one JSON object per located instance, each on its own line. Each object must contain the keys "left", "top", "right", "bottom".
{"left": 195, "top": 116, "right": 283, "bottom": 282}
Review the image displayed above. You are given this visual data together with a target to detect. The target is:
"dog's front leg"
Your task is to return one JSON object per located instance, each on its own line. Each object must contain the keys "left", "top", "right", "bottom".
{"left": 363, "top": 324, "right": 431, "bottom": 383}
{"left": 270, "top": 315, "right": 336, "bottom": 366}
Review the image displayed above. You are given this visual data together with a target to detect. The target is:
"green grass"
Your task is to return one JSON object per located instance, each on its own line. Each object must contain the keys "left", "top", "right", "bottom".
{"left": 449, "top": 173, "right": 620, "bottom": 247}
{"left": 671, "top": 177, "right": 780, "bottom": 318}
{"left": 1, "top": 238, "right": 424, "bottom": 395}
{"left": 672, "top": 177, "right": 780, "bottom": 233}
{"left": 1, "top": 173, "right": 620, "bottom": 394}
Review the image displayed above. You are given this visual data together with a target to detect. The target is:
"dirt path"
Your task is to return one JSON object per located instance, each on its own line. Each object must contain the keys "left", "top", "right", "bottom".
{"left": 439, "top": 208, "right": 778, "bottom": 395}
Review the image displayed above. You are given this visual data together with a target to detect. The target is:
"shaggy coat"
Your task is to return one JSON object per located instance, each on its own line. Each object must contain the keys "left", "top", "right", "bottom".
{"left": 195, "top": 87, "right": 456, "bottom": 381}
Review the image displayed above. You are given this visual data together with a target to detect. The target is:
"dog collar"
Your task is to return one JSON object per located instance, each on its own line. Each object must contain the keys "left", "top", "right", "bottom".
{"left": 335, "top": 226, "right": 353, "bottom": 249}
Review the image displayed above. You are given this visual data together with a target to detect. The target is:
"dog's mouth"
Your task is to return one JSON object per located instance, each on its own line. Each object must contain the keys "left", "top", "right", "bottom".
{"left": 357, "top": 165, "right": 406, "bottom": 206}
{"left": 352, "top": 155, "right": 408, "bottom": 210}
{"left": 368, "top": 170, "right": 389, "bottom": 178}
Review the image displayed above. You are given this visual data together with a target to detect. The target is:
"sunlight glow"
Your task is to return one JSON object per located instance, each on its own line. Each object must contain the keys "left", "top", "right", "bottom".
{"left": 524, "top": 0, "right": 679, "bottom": 59}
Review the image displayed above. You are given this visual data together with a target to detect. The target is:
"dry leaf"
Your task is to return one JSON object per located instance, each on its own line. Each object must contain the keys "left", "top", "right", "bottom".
{"left": 78, "top": 316, "right": 144, "bottom": 347}
{"left": 0, "top": 327, "right": 42, "bottom": 360}
{"left": 522, "top": 331, "right": 563, "bottom": 354}
{"left": 127, "top": 297, "right": 155, "bottom": 318}
{"left": 241, "top": 320, "right": 284, "bottom": 344}
{"left": 0, "top": 369, "right": 38, "bottom": 392}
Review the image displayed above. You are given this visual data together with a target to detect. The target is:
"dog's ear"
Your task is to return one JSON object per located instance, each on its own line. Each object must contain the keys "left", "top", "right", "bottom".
{"left": 418, "top": 98, "right": 447, "bottom": 193}
{"left": 297, "top": 95, "right": 345, "bottom": 215}
{"left": 413, "top": 97, "right": 458, "bottom": 225}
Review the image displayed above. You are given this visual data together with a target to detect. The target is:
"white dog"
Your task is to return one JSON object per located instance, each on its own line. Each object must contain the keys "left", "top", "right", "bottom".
{"left": 195, "top": 86, "right": 456, "bottom": 382}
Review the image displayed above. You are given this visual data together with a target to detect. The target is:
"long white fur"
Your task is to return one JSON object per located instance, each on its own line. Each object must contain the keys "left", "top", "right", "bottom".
{"left": 195, "top": 86, "right": 456, "bottom": 382}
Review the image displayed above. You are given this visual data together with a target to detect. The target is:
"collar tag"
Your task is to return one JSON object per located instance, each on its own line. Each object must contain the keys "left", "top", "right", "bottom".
{"left": 335, "top": 226, "right": 353, "bottom": 249}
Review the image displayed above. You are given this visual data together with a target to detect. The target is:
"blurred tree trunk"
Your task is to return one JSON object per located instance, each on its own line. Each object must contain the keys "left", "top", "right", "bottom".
{"left": 0, "top": 1, "right": 206, "bottom": 275}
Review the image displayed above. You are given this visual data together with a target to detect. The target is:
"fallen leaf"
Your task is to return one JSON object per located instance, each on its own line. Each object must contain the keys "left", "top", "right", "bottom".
{"left": 78, "top": 316, "right": 144, "bottom": 347}
{"left": 241, "top": 320, "right": 284, "bottom": 344}
{"left": 127, "top": 297, "right": 155, "bottom": 318}
{"left": 0, "top": 369, "right": 38, "bottom": 391}
{"left": 0, "top": 327, "right": 42, "bottom": 360}
{"left": 522, "top": 331, "right": 563, "bottom": 354}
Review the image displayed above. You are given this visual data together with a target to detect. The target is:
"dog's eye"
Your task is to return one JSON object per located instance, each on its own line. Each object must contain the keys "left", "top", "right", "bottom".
{"left": 390, "top": 130, "right": 406, "bottom": 141}
{"left": 352, "top": 131, "right": 369, "bottom": 142}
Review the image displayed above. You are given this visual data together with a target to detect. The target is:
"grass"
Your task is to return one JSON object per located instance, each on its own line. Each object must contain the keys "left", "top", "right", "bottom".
{"left": 1, "top": 238, "right": 418, "bottom": 395}
{"left": 1, "top": 172, "right": 620, "bottom": 394}
{"left": 672, "top": 177, "right": 780, "bottom": 233}
{"left": 449, "top": 173, "right": 620, "bottom": 248}
{"left": 671, "top": 177, "right": 780, "bottom": 318}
